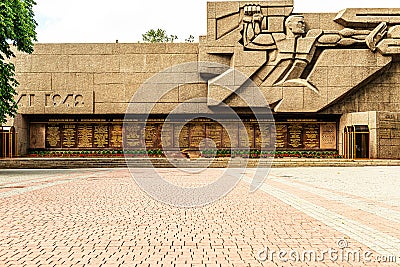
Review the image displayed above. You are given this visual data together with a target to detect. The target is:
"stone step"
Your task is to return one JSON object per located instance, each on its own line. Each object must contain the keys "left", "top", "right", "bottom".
{"left": 1, "top": 158, "right": 400, "bottom": 169}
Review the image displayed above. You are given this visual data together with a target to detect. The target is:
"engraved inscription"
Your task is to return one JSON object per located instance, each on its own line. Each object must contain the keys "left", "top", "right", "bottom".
{"left": 77, "top": 125, "right": 93, "bottom": 148}
{"left": 206, "top": 123, "right": 222, "bottom": 148}
{"left": 160, "top": 123, "right": 174, "bottom": 148}
{"left": 257, "top": 123, "right": 272, "bottom": 149}
{"left": 62, "top": 124, "right": 76, "bottom": 148}
{"left": 145, "top": 124, "right": 160, "bottom": 149}
{"left": 17, "top": 94, "right": 35, "bottom": 107}
{"left": 320, "top": 123, "right": 337, "bottom": 149}
{"left": 392, "top": 129, "right": 400, "bottom": 139}
{"left": 380, "top": 128, "right": 391, "bottom": 139}
{"left": 110, "top": 124, "right": 123, "bottom": 148}
{"left": 275, "top": 125, "right": 288, "bottom": 149}
{"left": 46, "top": 125, "right": 61, "bottom": 148}
{"left": 239, "top": 124, "right": 254, "bottom": 148}
{"left": 178, "top": 124, "right": 189, "bottom": 149}
{"left": 303, "top": 124, "right": 320, "bottom": 149}
{"left": 45, "top": 93, "right": 85, "bottom": 108}
{"left": 288, "top": 124, "right": 303, "bottom": 149}
{"left": 124, "top": 124, "right": 144, "bottom": 148}
{"left": 94, "top": 125, "right": 109, "bottom": 148}
{"left": 190, "top": 124, "right": 206, "bottom": 148}
{"left": 222, "top": 123, "right": 238, "bottom": 148}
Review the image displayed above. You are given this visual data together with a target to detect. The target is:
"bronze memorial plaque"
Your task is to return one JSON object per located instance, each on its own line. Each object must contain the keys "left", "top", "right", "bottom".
{"left": 145, "top": 124, "right": 160, "bottom": 149}
{"left": 275, "top": 125, "right": 288, "bottom": 149}
{"left": 239, "top": 124, "right": 254, "bottom": 148}
{"left": 93, "top": 125, "right": 109, "bottom": 148}
{"left": 46, "top": 124, "right": 61, "bottom": 148}
{"left": 62, "top": 124, "right": 76, "bottom": 148}
{"left": 110, "top": 124, "right": 123, "bottom": 148}
{"left": 303, "top": 124, "right": 320, "bottom": 149}
{"left": 288, "top": 124, "right": 303, "bottom": 149}
{"left": 256, "top": 123, "right": 272, "bottom": 149}
{"left": 222, "top": 123, "right": 238, "bottom": 148}
{"left": 206, "top": 123, "right": 223, "bottom": 148}
{"left": 30, "top": 123, "right": 46, "bottom": 149}
{"left": 178, "top": 124, "right": 190, "bottom": 149}
{"left": 380, "top": 128, "right": 391, "bottom": 139}
{"left": 160, "top": 123, "right": 174, "bottom": 149}
{"left": 124, "top": 124, "right": 144, "bottom": 148}
{"left": 190, "top": 124, "right": 206, "bottom": 148}
{"left": 320, "top": 123, "right": 337, "bottom": 149}
{"left": 77, "top": 125, "right": 93, "bottom": 148}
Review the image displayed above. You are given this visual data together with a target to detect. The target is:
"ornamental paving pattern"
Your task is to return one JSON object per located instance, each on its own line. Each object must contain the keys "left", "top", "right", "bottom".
{"left": 0, "top": 167, "right": 399, "bottom": 266}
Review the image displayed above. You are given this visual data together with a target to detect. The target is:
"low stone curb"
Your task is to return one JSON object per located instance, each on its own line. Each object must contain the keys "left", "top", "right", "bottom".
{"left": 1, "top": 158, "right": 400, "bottom": 169}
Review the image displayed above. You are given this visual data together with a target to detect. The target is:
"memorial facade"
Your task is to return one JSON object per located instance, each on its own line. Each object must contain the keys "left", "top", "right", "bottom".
{"left": 5, "top": 0, "right": 400, "bottom": 159}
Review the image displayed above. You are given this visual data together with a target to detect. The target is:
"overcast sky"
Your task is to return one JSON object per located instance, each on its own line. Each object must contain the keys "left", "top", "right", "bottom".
{"left": 34, "top": 0, "right": 400, "bottom": 43}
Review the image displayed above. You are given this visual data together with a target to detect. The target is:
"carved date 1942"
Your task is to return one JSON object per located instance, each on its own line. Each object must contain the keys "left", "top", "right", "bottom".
{"left": 45, "top": 93, "right": 84, "bottom": 108}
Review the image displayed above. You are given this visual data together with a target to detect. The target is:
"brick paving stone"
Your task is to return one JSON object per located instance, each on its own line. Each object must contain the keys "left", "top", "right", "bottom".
{"left": 0, "top": 168, "right": 399, "bottom": 266}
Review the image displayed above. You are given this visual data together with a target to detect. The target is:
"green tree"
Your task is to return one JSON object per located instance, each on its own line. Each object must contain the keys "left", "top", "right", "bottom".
{"left": 0, "top": 0, "right": 37, "bottom": 124}
{"left": 185, "top": 35, "right": 195, "bottom": 43}
{"left": 142, "top": 29, "right": 177, "bottom": 43}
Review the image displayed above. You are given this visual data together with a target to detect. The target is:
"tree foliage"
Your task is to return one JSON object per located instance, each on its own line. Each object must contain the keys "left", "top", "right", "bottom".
{"left": 142, "top": 29, "right": 178, "bottom": 43}
{"left": 185, "top": 35, "right": 195, "bottom": 43}
{"left": 0, "top": 0, "right": 37, "bottom": 124}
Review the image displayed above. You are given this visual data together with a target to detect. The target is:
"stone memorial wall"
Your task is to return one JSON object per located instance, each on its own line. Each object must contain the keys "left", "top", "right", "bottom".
{"left": 7, "top": 0, "right": 400, "bottom": 158}
{"left": 30, "top": 119, "right": 337, "bottom": 151}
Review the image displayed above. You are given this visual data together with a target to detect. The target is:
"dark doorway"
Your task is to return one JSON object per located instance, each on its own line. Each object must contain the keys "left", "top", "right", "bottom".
{"left": 0, "top": 126, "right": 18, "bottom": 158}
{"left": 344, "top": 125, "right": 369, "bottom": 159}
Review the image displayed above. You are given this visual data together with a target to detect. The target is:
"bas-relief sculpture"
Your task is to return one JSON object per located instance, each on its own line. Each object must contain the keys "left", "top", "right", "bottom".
{"left": 206, "top": 2, "right": 400, "bottom": 112}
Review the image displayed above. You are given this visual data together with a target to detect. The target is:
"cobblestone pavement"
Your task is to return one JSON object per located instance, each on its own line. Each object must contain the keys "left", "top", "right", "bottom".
{"left": 0, "top": 167, "right": 399, "bottom": 266}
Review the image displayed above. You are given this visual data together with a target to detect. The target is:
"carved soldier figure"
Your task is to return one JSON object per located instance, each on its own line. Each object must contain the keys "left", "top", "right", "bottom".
{"left": 240, "top": 5, "right": 388, "bottom": 91}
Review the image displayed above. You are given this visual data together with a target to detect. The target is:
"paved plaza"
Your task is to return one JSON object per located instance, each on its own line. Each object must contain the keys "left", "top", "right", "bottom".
{"left": 0, "top": 167, "right": 399, "bottom": 266}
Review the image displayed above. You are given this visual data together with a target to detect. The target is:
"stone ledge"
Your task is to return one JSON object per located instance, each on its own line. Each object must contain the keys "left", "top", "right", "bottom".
{"left": 1, "top": 158, "right": 400, "bottom": 169}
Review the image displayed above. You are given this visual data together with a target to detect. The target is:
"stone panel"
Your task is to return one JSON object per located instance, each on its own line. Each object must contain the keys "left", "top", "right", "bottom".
{"left": 319, "top": 13, "right": 343, "bottom": 31}
{"left": 124, "top": 84, "right": 143, "bottom": 101}
{"left": 94, "top": 84, "right": 126, "bottom": 103}
{"left": 277, "top": 87, "right": 304, "bottom": 112}
{"left": 324, "top": 63, "right": 400, "bottom": 114}
{"left": 165, "top": 43, "right": 199, "bottom": 54}
{"left": 216, "top": 14, "right": 240, "bottom": 39}
{"left": 179, "top": 83, "right": 208, "bottom": 102}
{"left": 15, "top": 73, "right": 52, "bottom": 91}
{"left": 161, "top": 54, "right": 199, "bottom": 70}
{"left": 69, "top": 55, "right": 119, "bottom": 73}
{"left": 31, "top": 44, "right": 64, "bottom": 55}
{"left": 207, "top": 2, "right": 216, "bottom": 19}
{"left": 14, "top": 54, "right": 32, "bottom": 73}
{"left": 120, "top": 54, "right": 146, "bottom": 73}
{"left": 158, "top": 87, "right": 179, "bottom": 103}
{"left": 93, "top": 73, "right": 123, "bottom": 85}
{"left": 94, "top": 102, "right": 128, "bottom": 114}
{"left": 120, "top": 43, "right": 169, "bottom": 54}
{"left": 215, "top": 2, "right": 240, "bottom": 19}
{"left": 303, "top": 86, "right": 327, "bottom": 112}
{"left": 303, "top": 13, "right": 320, "bottom": 30}
{"left": 144, "top": 54, "right": 166, "bottom": 73}
{"left": 31, "top": 55, "right": 69, "bottom": 72}
{"left": 260, "top": 86, "right": 283, "bottom": 106}
{"left": 62, "top": 43, "right": 115, "bottom": 55}
{"left": 308, "top": 66, "right": 328, "bottom": 88}
{"left": 52, "top": 73, "right": 94, "bottom": 92}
